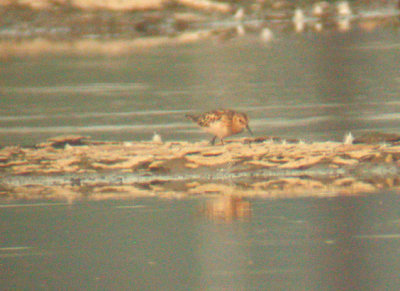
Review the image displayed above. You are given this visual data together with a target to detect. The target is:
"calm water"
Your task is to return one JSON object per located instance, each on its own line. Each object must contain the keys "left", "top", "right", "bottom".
{"left": 1, "top": 28, "right": 400, "bottom": 146}
{"left": 1, "top": 194, "right": 400, "bottom": 290}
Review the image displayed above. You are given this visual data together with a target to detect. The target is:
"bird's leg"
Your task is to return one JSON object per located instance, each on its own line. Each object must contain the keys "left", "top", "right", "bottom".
{"left": 210, "top": 136, "right": 217, "bottom": 145}
{"left": 220, "top": 138, "right": 224, "bottom": 145}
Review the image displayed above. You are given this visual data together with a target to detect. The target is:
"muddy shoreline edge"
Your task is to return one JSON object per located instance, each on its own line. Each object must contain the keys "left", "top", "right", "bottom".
{"left": 1, "top": 134, "right": 400, "bottom": 200}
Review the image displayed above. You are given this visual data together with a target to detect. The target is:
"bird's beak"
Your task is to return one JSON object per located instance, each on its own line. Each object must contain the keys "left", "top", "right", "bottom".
{"left": 246, "top": 125, "right": 253, "bottom": 136}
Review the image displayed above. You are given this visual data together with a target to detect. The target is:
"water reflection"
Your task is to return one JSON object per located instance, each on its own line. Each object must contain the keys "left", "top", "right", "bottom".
{"left": 1, "top": 194, "right": 400, "bottom": 289}
{"left": 197, "top": 216, "right": 253, "bottom": 290}
{"left": 201, "top": 195, "right": 251, "bottom": 222}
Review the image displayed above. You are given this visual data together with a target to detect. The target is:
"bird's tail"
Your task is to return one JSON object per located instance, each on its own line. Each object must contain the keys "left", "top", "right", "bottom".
{"left": 185, "top": 114, "right": 198, "bottom": 122}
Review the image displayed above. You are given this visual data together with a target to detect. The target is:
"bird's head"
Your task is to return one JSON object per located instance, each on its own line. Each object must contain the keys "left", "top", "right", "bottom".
{"left": 233, "top": 112, "right": 253, "bottom": 135}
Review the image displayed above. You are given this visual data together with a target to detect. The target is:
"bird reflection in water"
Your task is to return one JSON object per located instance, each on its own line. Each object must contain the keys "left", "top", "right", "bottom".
{"left": 201, "top": 195, "right": 251, "bottom": 222}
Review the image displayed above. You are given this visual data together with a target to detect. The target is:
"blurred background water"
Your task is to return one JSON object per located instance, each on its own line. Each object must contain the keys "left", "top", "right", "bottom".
{"left": 1, "top": 27, "right": 400, "bottom": 146}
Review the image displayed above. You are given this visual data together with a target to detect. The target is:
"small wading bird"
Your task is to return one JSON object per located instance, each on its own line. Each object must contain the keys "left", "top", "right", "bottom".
{"left": 186, "top": 109, "right": 253, "bottom": 145}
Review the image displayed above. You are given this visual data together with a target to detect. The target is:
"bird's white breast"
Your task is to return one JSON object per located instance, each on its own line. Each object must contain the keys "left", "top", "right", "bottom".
{"left": 204, "top": 120, "right": 231, "bottom": 139}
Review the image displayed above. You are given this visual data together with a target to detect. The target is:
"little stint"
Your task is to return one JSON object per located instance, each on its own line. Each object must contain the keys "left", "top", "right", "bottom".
{"left": 186, "top": 109, "right": 253, "bottom": 145}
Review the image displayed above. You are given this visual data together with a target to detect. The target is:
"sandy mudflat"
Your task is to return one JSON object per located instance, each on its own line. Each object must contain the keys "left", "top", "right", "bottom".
{"left": 1, "top": 135, "right": 400, "bottom": 200}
